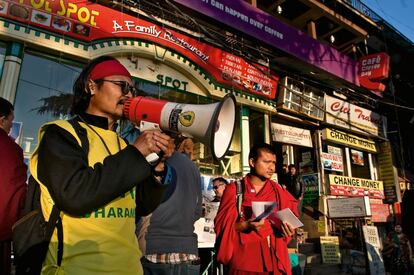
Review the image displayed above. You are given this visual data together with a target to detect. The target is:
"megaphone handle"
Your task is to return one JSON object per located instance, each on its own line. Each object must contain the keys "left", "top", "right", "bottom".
{"left": 145, "top": 151, "right": 165, "bottom": 166}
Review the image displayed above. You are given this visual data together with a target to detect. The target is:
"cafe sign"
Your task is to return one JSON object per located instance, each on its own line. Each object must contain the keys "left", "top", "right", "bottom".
{"left": 322, "top": 128, "right": 377, "bottom": 153}
{"left": 329, "top": 175, "right": 384, "bottom": 199}
{"left": 358, "top": 52, "right": 390, "bottom": 93}
{"left": 325, "top": 95, "right": 384, "bottom": 137}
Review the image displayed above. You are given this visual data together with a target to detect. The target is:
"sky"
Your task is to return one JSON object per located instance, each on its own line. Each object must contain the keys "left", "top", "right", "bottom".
{"left": 361, "top": 0, "right": 414, "bottom": 43}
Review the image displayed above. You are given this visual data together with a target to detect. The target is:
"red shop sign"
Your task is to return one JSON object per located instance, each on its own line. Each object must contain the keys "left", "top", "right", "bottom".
{"left": 0, "top": 0, "right": 278, "bottom": 99}
{"left": 358, "top": 52, "right": 390, "bottom": 93}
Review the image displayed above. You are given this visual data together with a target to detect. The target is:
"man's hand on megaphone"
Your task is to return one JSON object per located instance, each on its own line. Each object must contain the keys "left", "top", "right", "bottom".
{"left": 133, "top": 130, "right": 172, "bottom": 158}
{"left": 153, "top": 138, "right": 175, "bottom": 173}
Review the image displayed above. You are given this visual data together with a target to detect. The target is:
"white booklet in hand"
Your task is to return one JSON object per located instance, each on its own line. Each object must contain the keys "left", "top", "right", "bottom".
{"left": 252, "top": 202, "right": 277, "bottom": 222}
{"left": 271, "top": 208, "right": 303, "bottom": 229}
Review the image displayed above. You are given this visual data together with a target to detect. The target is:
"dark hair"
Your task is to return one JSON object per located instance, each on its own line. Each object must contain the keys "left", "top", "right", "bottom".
{"left": 288, "top": 164, "right": 296, "bottom": 169}
{"left": 71, "top": 55, "right": 117, "bottom": 115}
{"left": 0, "top": 97, "right": 13, "bottom": 118}
{"left": 248, "top": 143, "right": 276, "bottom": 161}
{"left": 213, "top": 177, "right": 228, "bottom": 185}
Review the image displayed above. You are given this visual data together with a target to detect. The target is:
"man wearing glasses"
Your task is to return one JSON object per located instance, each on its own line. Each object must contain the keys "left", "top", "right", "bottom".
{"left": 211, "top": 177, "right": 228, "bottom": 202}
{"left": 28, "top": 56, "right": 174, "bottom": 274}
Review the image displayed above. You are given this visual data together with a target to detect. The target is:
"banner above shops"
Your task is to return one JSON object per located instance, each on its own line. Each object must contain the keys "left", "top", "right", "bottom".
{"left": 0, "top": 0, "right": 278, "bottom": 99}
{"left": 173, "top": 0, "right": 359, "bottom": 86}
{"left": 325, "top": 95, "right": 385, "bottom": 137}
{"left": 271, "top": 123, "right": 312, "bottom": 147}
{"left": 322, "top": 128, "right": 377, "bottom": 153}
{"left": 329, "top": 174, "right": 384, "bottom": 199}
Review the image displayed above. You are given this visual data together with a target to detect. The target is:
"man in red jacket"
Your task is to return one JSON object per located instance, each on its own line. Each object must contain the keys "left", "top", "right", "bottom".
{"left": 215, "top": 143, "right": 298, "bottom": 275}
{"left": 0, "top": 97, "right": 27, "bottom": 275}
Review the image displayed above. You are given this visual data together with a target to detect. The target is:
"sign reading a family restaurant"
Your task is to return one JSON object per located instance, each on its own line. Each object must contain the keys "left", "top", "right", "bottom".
{"left": 325, "top": 95, "right": 384, "bottom": 137}
{"left": 322, "top": 128, "right": 377, "bottom": 153}
{"left": 0, "top": 0, "right": 278, "bottom": 99}
{"left": 271, "top": 123, "right": 312, "bottom": 147}
{"left": 329, "top": 175, "right": 384, "bottom": 199}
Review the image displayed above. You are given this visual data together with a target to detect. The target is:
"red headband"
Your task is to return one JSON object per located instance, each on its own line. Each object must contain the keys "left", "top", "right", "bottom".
{"left": 89, "top": 59, "right": 131, "bottom": 80}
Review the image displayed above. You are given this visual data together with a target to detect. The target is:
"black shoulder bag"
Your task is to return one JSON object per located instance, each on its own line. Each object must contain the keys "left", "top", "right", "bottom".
{"left": 12, "top": 119, "right": 88, "bottom": 275}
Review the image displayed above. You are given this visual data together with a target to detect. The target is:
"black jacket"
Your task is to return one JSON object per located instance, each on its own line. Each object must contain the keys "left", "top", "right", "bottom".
{"left": 37, "top": 113, "right": 167, "bottom": 217}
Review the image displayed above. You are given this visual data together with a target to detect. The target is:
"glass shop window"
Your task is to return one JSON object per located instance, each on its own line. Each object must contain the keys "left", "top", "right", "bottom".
{"left": 13, "top": 52, "right": 82, "bottom": 157}
{"left": 0, "top": 42, "right": 6, "bottom": 79}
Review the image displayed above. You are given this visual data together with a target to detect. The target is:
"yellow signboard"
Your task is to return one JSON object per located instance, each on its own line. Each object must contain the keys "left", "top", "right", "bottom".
{"left": 329, "top": 174, "right": 384, "bottom": 199}
{"left": 317, "top": 220, "right": 326, "bottom": 233}
{"left": 320, "top": 236, "right": 341, "bottom": 264}
{"left": 377, "top": 141, "right": 401, "bottom": 202}
{"left": 322, "top": 128, "right": 377, "bottom": 153}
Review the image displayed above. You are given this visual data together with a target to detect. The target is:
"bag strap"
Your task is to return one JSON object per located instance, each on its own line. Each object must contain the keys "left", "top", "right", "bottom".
{"left": 68, "top": 118, "right": 89, "bottom": 156}
{"left": 44, "top": 204, "right": 62, "bottom": 265}
{"left": 236, "top": 179, "right": 244, "bottom": 218}
{"left": 44, "top": 118, "right": 89, "bottom": 267}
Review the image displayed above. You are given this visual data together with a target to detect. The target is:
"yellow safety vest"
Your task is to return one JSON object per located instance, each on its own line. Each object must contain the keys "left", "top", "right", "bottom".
{"left": 30, "top": 120, "right": 142, "bottom": 275}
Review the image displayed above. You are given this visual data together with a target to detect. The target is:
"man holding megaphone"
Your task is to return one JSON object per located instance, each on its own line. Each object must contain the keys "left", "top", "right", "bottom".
{"left": 30, "top": 56, "right": 174, "bottom": 275}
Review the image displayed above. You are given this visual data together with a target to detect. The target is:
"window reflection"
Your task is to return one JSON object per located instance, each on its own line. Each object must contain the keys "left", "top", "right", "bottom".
{"left": 0, "top": 44, "right": 6, "bottom": 78}
{"left": 13, "top": 53, "right": 82, "bottom": 156}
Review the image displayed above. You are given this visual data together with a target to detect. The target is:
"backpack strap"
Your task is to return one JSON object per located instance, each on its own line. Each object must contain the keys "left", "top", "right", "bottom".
{"left": 47, "top": 118, "right": 89, "bottom": 267}
{"left": 236, "top": 179, "right": 245, "bottom": 219}
{"left": 68, "top": 118, "right": 89, "bottom": 156}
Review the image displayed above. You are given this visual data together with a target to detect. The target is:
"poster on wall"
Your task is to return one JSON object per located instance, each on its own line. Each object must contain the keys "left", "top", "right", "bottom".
{"left": 362, "top": 226, "right": 386, "bottom": 275}
{"left": 370, "top": 199, "right": 392, "bottom": 223}
{"left": 302, "top": 173, "right": 320, "bottom": 208}
{"left": 200, "top": 175, "right": 215, "bottom": 202}
{"left": 320, "top": 236, "right": 341, "bottom": 264}
{"left": 194, "top": 201, "right": 220, "bottom": 246}
{"left": 0, "top": 0, "right": 279, "bottom": 99}
{"left": 327, "top": 145, "right": 342, "bottom": 156}
{"left": 350, "top": 149, "right": 364, "bottom": 166}
{"left": 321, "top": 152, "right": 344, "bottom": 172}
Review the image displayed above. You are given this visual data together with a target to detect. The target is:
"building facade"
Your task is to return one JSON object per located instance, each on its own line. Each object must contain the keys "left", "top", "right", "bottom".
{"left": 1, "top": 0, "right": 411, "bottom": 267}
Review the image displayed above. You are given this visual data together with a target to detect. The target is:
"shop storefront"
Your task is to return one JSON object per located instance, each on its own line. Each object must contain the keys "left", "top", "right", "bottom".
{"left": 0, "top": 0, "right": 282, "bottom": 179}
{"left": 315, "top": 95, "right": 401, "bottom": 267}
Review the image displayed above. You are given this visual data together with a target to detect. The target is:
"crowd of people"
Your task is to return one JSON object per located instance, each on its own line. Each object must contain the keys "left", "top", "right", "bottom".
{"left": 1, "top": 55, "right": 413, "bottom": 275}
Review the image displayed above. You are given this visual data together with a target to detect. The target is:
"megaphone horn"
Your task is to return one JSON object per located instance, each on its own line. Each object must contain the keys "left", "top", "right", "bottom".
{"left": 123, "top": 94, "right": 236, "bottom": 160}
